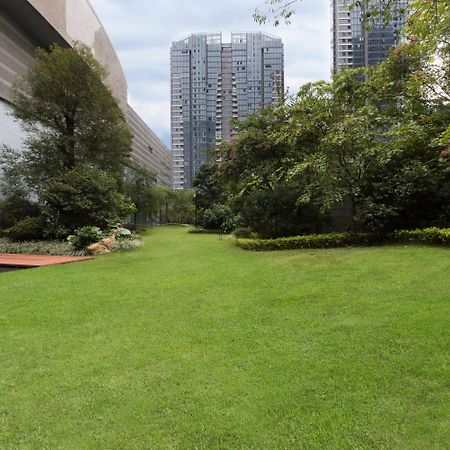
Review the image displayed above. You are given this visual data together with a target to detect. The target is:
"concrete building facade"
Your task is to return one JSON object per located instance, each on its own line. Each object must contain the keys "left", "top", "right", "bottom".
{"left": 171, "top": 32, "right": 284, "bottom": 189}
{"left": 0, "top": 0, "right": 172, "bottom": 189}
{"left": 331, "top": 0, "right": 407, "bottom": 73}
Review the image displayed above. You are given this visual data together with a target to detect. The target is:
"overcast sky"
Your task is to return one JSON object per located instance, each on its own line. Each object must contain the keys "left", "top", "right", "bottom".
{"left": 90, "top": 0, "right": 331, "bottom": 147}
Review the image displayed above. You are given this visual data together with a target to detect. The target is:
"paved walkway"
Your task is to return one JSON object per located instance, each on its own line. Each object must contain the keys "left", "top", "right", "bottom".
{"left": 0, "top": 253, "right": 93, "bottom": 268}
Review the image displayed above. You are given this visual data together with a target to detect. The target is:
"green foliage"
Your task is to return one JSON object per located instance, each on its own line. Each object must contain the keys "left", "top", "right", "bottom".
{"left": 115, "top": 228, "right": 132, "bottom": 240}
{"left": 168, "top": 189, "right": 195, "bottom": 224}
{"left": 232, "top": 227, "right": 256, "bottom": 239}
{"left": 0, "top": 44, "right": 134, "bottom": 237}
{"left": 214, "top": 35, "right": 450, "bottom": 236}
{"left": 193, "top": 163, "right": 227, "bottom": 210}
{"left": 241, "top": 186, "right": 326, "bottom": 238}
{"left": 235, "top": 231, "right": 383, "bottom": 251}
{"left": 0, "top": 238, "right": 87, "bottom": 256}
{"left": 112, "top": 236, "right": 142, "bottom": 252}
{"left": 0, "top": 195, "right": 40, "bottom": 229}
{"left": 10, "top": 43, "right": 131, "bottom": 176}
{"left": 6, "top": 216, "right": 44, "bottom": 241}
{"left": 253, "top": 0, "right": 297, "bottom": 26}
{"left": 236, "top": 227, "right": 450, "bottom": 251}
{"left": 122, "top": 166, "right": 158, "bottom": 224}
{"left": 41, "top": 165, "right": 136, "bottom": 236}
{"left": 188, "top": 227, "right": 222, "bottom": 234}
{"left": 155, "top": 187, "right": 195, "bottom": 224}
{"left": 198, "top": 203, "right": 241, "bottom": 233}
{"left": 67, "top": 226, "right": 104, "bottom": 250}
{"left": 394, "top": 227, "right": 450, "bottom": 246}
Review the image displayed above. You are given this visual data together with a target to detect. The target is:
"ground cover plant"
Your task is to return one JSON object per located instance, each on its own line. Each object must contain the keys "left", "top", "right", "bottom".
{"left": 0, "top": 238, "right": 87, "bottom": 256}
{"left": 0, "top": 232, "right": 141, "bottom": 256}
{"left": 0, "top": 226, "right": 448, "bottom": 449}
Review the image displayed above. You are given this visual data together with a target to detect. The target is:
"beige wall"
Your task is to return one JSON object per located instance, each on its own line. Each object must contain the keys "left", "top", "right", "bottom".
{"left": 0, "top": 0, "right": 173, "bottom": 189}
{"left": 127, "top": 105, "right": 173, "bottom": 189}
{"left": 0, "top": 10, "right": 37, "bottom": 102}
{"left": 27, "top": 0, "right": 127, "bottom": 108}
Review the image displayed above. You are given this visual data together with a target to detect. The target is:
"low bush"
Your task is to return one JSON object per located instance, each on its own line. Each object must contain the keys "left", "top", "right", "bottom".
{"left": 198, "top": 203, "right": 241, "bottom": 233}
{"left": 235, "top": 227, "right": 450, "bottom": 251}
{"left": 235, "top": 232, "right": 383, "bottom": 251}
{"left": 6, "top": 216, "right": 44, "bottom": 241}
{"left": 188, "top": 227, "right": 222, "bottom": 234}
{"left": 123, "top": 223, "right": 137, "bottom": 232}
{"left": 394, "top": 227, "right": 450, "bottom": 246}
{"left": 111, "top": 237, "right": 142, "bottom": 252}
{"left": 67, "top": 226, "right": 104, "bottom": 250}
{"left": 232, "top": 227, "right": 257, "bottom": 239}
{"left": 114, "top": 228, "right": 132, "bottom": 240}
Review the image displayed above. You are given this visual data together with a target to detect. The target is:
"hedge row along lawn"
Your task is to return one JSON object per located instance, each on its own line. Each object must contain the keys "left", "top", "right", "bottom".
{"left": 1, "top": 225, "right": 449, "bottom": 449}
{"left": 235, "top": 227, "right": 450, "bottom": 251}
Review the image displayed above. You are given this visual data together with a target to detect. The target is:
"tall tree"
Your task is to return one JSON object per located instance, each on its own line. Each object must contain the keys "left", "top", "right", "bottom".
{"left": 9, "top": 43, "right": 132, "bottom": 182}
{"left": 0, "top": 43, "right": 134, "bottom": 234}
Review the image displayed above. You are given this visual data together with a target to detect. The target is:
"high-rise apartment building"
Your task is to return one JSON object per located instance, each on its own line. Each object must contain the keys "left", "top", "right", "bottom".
{"left": 171, "top": 32, "right": 284, "bottom": 189}
{"left": 331, "top": 0, "right": 407, "bottom": 73}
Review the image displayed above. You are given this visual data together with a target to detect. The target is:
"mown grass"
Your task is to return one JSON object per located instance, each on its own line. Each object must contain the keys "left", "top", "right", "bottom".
{"left": 0, "top": 225, "right": 449, "bottom": 449}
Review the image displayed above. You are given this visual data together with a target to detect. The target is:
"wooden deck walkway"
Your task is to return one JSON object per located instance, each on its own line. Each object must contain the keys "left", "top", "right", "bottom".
{"left": 0, "top": 253, "right": 93, "bottom": 268}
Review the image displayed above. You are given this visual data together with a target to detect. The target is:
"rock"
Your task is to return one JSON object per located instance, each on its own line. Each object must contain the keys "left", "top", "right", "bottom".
{"left": 100, "top": 236, "right": 116, "bottom": 250}
{"left": 87, "top": 243, "right": 110, "bottom": 255}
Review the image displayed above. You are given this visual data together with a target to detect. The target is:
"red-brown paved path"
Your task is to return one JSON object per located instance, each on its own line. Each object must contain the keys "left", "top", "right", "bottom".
{"left": 0, "top": 253, "right": 93, "bottom": 268}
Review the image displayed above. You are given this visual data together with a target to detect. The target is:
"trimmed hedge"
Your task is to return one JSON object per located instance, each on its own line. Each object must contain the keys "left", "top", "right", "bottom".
{"left": 188, "top": 227, "right": 222, "bottom": 234}
{"left": 235, "top": 232, "right": 382, "bottom": 251}
{"left": 235, "top": 227, "right": 450, "bottom": 251}
{"left": 394, "top": 227, "right": 450, "bottom": 246}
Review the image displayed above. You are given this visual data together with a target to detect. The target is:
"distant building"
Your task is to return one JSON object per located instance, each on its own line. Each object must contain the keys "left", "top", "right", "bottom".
{"left": 331, "top": 0, "right": 407, "bottom": 73}
{"left": 0, "top": 0, "right": 172, "bottom": 190}
{"left": 171, "top": 32, "right": 284, "bottom": 189}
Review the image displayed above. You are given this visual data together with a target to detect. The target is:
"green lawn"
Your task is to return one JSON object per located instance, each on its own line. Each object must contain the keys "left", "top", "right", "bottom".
{"left": 1, "top": 226, "right": 449, "bottom": 449}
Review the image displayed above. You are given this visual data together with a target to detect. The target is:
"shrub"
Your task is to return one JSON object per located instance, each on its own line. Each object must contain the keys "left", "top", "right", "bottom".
{"left": 41, "top": 165, "right": 136, "bottom": 236}
{"left": 123, "top": 223, "right": 137, "bottom": 232}
{"left": 0, "top": 196, "right": 40, "bottom": 229}
{"left": 188, "top": 227, "right": 221, "bottom": 234}
{"left": 199, "top": 203, "right": 234, "bottom": 231}
{"left": 115, "top": 228, "right": 132, "bottom": 240}
{"left": 232, "top": 227, "right": 256, "bottom": 239}
{"left": 111, "top": 236, "right": 142, "bottom": 252}
{"left": 393, "top": 227, "right": 450, "bottom": 246}
{"left": 235, "top": 227, "right": 450, "bottom": 251}
{"left": 235, "top": 232, "right": 383, "bottom": 251}
{"left": 6, "top": 216, "right": 44, "bottom": 241}
{"left": 240, "top": 187, "right": 327, "bottom": 238}
{"left": 67, "top": 226, "right": 104, "bottom": 249}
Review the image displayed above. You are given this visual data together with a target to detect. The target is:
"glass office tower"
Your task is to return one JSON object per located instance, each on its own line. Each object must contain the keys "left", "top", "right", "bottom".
{"left": 171, "top": 32, "right": 284, "bottom": 189}
{"left": 331, "top": 0, "right": 407, "bottom": 73}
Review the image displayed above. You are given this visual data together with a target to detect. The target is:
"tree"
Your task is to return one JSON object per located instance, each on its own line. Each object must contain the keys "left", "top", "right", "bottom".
{"left": 214, "top": 41, "right": 450, "bottom": 236}
{"left": 41, "top": 165, "right": 135, "bottom": 236}
{"left": 153, "top": 188, "right": 194, "bottom": 224}
{"left": 0, "top": 43, "right": 134, "bottom": 234}
{"left": 253, "top": 0, "right": 437, "bottom": 27}
{"left": 10, "top": 43, "right": 131, "bottom": 178}
{"left": 122, "top": 165, "right": 158, "bottom": 225}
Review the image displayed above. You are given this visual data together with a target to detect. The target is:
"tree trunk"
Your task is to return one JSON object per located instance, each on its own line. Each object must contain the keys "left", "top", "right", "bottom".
{"left": 64, "top": 113, "right": 76, "bottom": 169}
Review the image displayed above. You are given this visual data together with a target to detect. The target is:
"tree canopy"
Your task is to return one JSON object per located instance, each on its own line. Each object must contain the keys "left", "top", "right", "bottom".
{"left": 194, "top": 31, "right": 450, "bottom": 236}
{"left": 0, "top": 43, "right": 134, "bottom": 235}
